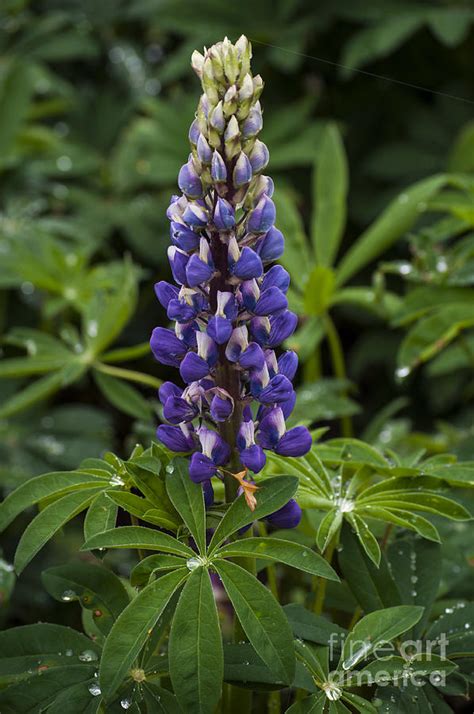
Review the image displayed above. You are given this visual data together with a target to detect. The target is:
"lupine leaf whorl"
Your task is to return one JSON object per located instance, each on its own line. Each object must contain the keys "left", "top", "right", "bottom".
{"left": 150, "top": 36, "right": 311, "bottom": 521}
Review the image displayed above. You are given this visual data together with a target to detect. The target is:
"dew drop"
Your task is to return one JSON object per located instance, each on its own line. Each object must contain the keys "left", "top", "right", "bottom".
{"left": 186, "top": 556, "right": 203, "bottom": 571}
{"left": 61, "top": 589, "right": 76, "bottom": 602}
{"left": 88, "top": 682, "right": 101, "bottom": 696}
{"left": 87, "top": 320, "right": 98, "bottom": 338}
{"left": 79, "top": 649, "right": 98, "bottom": 662}
{"left": 399, "top": 263, "right": 412, "bottom": 275}
{"left": 121, "top": 699, "right": 132, "bottom": 709}
{"left": 396, "top": 366, "right": 410, "bottom": 380}
{"left": 165, "top": 463, "right": 175, "bottom": 474}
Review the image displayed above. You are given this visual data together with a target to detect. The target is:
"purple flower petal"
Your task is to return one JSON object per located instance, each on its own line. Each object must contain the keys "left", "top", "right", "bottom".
{"left": 240, "top": 444, "right": 266, "bottom": 473}
{"left": 167, "top": 298, "right": 198, "bottom": 323}
{"left": 180, "top": 352, "right": 210, "bottom": 383}
{"left": 254, "top": 286, "right": 288, "bottom": 316}
{"left": 214, "top": 198, "right": 235, "bottom": 230}
{"left": 189, "top": 452, "right": 217, "bottom": 482}
{"left": 163, "top": 396, "right": 197, "bottom": 424}
{"left": 266, "top": 499, "right": 302, "bottom": 529}
{"left": 154, "top": 281, "right": 179, "bottom": 310}
{"left": 168, "top": 247, "right": 189, "bottom": 285}
{"left": 157, "top": 424, "right": 195, "bottom": 452}
{"left": 261, "top": 265, "right": 290, "bottom": 294}
{"left": 248, "top": 140, "right": 269, "bottom": 173}
{"left": 170, "top": 222, "right": 200, "bottom": 252}
{"left": 233, "top": 151, "right": 253, "bottom": 187}
{"left": 186, "top": 254, "right": 214, "bottom": 287}
{"left": 247, "top": 195, "right": 275, "bottom": 234}
{"left": 210, "top": 393, "right": 233, "bottom": 422}
{"left": 268, "top": 310, "right": 298, "bottom": 347}
{"left": 275, "top": 426, "right": 312, "bottom": 457}
{"left": 239, "top": 342, "right": 265, "bottom": 370}
{"left": 231, "top": 247, "right": 263, "bottom": 280}
{"left": 257, "top": 406, "right": 286, "bottom": 449}
{"left": 150, "top": 327, "right": 187, "bottom": 367}
{"left": 278, "top": 351, "right": 298, "bottom": 380}
{"left": 207, "top": 315, "right": 233, "bottom": 344}
{"left": 281, "top": 390, "right": 296, "bottom": 419}
{"left": 158, "top": 381, "right": 182, "bottom": 405}
{"left": 258, "top": 374, "right": 293, "bottom": 404}
{"left": 256, "top": 226, "right": 284, "bottom": 263}
{"left": 178, "top": 157, "right": 203, "bottom": 198}
{"left": 202, "top": 479, "right": 214, "bottom": 508}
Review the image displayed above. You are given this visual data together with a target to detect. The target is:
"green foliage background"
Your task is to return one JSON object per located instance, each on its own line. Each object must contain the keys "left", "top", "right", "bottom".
{"left": 0, "top": 2, "right": 474, "bottom": 711}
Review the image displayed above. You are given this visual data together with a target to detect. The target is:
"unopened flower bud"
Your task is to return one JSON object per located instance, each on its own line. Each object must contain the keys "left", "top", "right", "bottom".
{"left": 233, "top": 151, "right": 253, "bottom": 188}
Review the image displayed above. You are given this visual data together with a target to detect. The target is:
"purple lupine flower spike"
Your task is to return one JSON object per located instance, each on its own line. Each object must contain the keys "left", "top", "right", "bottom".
{"left": 150, "top": 35, "right": 311, "bottom": 523}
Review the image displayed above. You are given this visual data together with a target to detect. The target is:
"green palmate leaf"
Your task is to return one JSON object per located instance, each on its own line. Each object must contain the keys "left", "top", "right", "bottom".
{"left": 346, "top": 513, "right": 381, "bottom": 566}
{"left": 0, "top": 623, "right": 100, "bottom": 687}
{"left": 83, "top": 491, "right": 118, "bottom": 541}
{"left": 284, "top": 604, "right": 347, "bottom": 645}
{"left": 398, "top": 303, "right": 474, "bottom": 371}
{"left": 316, "top": 509, "right": 343, "bottom": 552}
{"left": 0, "top": 470, "right": 110, "bottom": 532}
{"left": 104, "top": 490, "right": 175, "bottom": 527}
{"left": 273, "top": 187, "right": 313, "bottom": 292}
{"left": 375, "top": 682, "right": 451, "bottom": 714}
{"left": 286, "top": 691, "right": 326, "bottom": 713}
{"left": 82, "top": 261, "right": 138, "bottom": 356}
{"left": 131, "top": 554, "right": 187, "bottom": 587}
{"left": 358, "top": 653, "right": 457, "bottom": 685}
{"left": 99, "top": 568, "right": 188, "bottom": 699}
{"left": 336, "top": 174, "right": 446, "bottom": 286}
{"left": 0, "top": 356, "right": 69, "bottom": 378}
{"left": 0, "top": 665, "right": 98, "bottom": 714}
{"left": 303, "top": 266, "right": 336, "bottom": 316}
{"left": 387, "top": 535, "right": 441, "bottom": 637}
{"left": 340, "top": 691, "right": 377, "bottom": 713}
{"left": 426, "top": 603, "right": 474, "bottom": 658}
{"left": 0, "top": 60, "right": 36, "bottom": 159}
{"left": 312, "top": 124, "right": 348, "bottom": 267}
{"left": 169, "top": 567, "right": 223, "bottom": 714}
{"left": 422, "top": 462, "right": 474, "bottom": 487}
{"left": 214, "top": 559, "right": 295, "bottom": 684}
{"left": 81, "top": 526, "right": 195, "bottom": 558}
{"left": 217, "top": 537, "right": 338, "bottom": 580}
{"left": 14, "top": 487, "right": 103, "bottom": 574}
{"left": 93, "top": 369, "right": 151, "bottom": 420}
{"left": 338, "top": 524, "right": 401, "bottom": 612}
{"left": 0, "top": 365, "right": 85, "bottom": 419}
{"left": 208, "top": 476, "right": 298, "bottom": 553}
{"left": 42, "top": 562, "right": 130, "bottom": 636}
{"left": 361, "top": 506, "right": 441, "bottom": 542}
{"left": 166, "top": 458, "right": 206, "bottom": 554}
{"left": 340, "top": 606, "right": 424, "bottom": 671}
{"left": 43, "top": 679, "right": 105, "bottom": 714}
{"left": 294, "top": 639, "right": 328, "bottom": 683}
{"left": 142, "top": 683, "right": 183, "bottom": 713}
{"left": 362, "top": 492, "right": 471, "bottom": 520}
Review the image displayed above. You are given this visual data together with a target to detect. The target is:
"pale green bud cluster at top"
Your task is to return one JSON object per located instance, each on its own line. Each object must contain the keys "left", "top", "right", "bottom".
{"left": 189, "top": 36, "right": 266, "bottom": 206}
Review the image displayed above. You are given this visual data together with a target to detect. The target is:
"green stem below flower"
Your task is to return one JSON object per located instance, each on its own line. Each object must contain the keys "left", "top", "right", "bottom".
{"left": 323, "top": 313, "right": 353, "bottom": 438}
{"left": 93, "top": 361, "right": 162, "bottom": 389}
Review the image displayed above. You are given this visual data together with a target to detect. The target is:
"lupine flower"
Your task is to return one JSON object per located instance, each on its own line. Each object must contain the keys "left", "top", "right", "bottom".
{"left": 151, "top": 35, "right": 311, "bottom": 521}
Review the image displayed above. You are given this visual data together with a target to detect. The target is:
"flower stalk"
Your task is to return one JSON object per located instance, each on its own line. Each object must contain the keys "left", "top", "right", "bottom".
{"left": 150, "top": 35, "right": 311, "bottom": 520}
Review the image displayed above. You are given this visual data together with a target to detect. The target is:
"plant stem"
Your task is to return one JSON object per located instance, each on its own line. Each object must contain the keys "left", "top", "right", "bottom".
{"left": 94, "top": 361, "right": 162, "bottom": 389}
{"left": 313, "top": 535, "right": 338, "bottom": 614}
{"left": 323, "top": 313, "right": 353, "bottom": 438}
